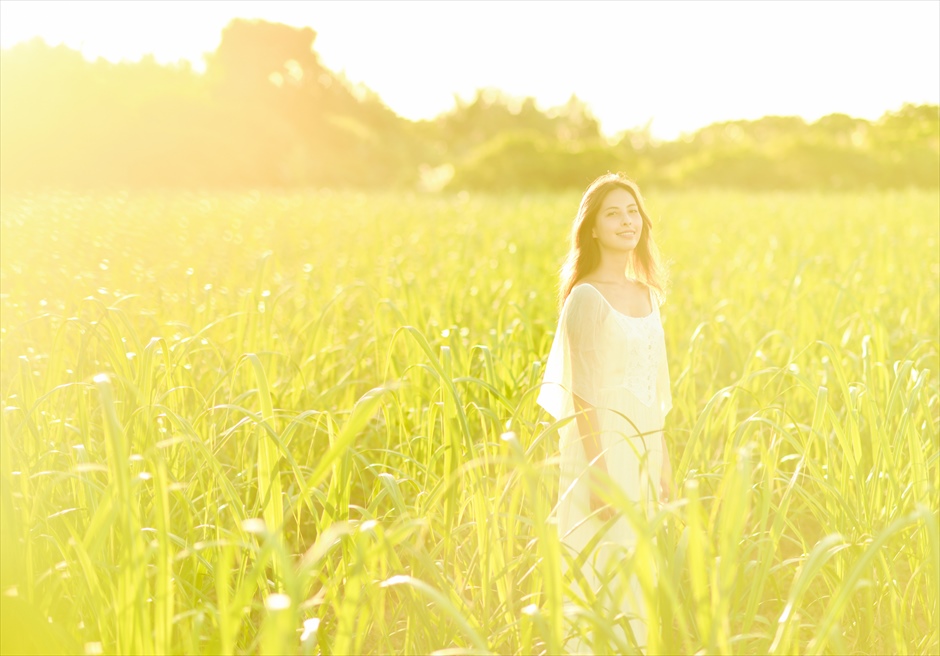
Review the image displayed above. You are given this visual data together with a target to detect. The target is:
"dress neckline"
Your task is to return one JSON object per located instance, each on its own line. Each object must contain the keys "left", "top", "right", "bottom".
{"left": 576, "top": 281, "right": 655, "bottom": 320}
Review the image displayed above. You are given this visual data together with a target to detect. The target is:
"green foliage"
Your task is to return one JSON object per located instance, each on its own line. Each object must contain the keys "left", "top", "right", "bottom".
{"left": 0, "top": 21, "right": 423, "bottom": 189}
{"left": 1, "top": 20, "right": 936, "bottom": 191}
{"left": 459, "top": 109, "right": 937, "bottom": 192}
{"left": 0, "top": 189, "right": 938, "bottom": 654}
{"left": 447, "top": 132, "right": 620, "bottom": 191}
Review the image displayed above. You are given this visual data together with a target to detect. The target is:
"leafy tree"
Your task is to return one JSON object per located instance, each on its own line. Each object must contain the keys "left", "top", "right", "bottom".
{"left": 0, "top": 22, "right": 936, "bottom": 191}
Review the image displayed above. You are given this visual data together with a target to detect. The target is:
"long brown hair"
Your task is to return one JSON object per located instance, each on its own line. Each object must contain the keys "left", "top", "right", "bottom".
{"left": 558, "top": 172, "right": 669, "bottom": 310}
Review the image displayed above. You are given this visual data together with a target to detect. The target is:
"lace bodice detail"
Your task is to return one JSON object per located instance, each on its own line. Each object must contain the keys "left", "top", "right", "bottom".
{"left": 606, "top": 310, "right": 666, "bottom": 407}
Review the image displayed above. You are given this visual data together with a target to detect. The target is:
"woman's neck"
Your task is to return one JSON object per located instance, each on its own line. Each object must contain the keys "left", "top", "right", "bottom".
{"left": 590, "top": 249, "right": 632, "bottom": 283}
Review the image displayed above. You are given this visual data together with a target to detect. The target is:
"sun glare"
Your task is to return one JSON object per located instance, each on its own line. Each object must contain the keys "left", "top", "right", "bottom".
{"left": 1, "top": 0, "right": 937, "bottom": 138}
{"left": 1, "top": 3, "right": 938, "bottom": 656}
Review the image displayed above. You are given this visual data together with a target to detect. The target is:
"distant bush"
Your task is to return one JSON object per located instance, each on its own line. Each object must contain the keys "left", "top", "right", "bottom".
{"left": 448, "top": 107, "right": 939, "bottom": 191}
{"left": 446, "top": 133, "right": 622, "bottom": 191}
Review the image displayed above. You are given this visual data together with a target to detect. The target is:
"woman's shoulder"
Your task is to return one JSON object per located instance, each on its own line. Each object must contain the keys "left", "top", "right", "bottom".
{"left": 568, "top": 280, "right": 603, "bottom": 304}
{"left": 565, "top": 281, "right": 610, "bottom": 316}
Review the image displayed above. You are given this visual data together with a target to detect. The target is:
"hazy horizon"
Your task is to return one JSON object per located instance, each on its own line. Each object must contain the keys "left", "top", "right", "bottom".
{"left": 1, "top": 0, "right": 938, "bottom": 140}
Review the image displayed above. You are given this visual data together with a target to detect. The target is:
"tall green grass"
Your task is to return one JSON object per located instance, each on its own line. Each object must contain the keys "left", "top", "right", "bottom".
{"left": 0, "top": 189, "right": 937, "bottom": 655}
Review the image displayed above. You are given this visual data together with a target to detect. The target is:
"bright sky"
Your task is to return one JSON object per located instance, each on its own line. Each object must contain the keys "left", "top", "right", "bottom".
{"left": 1, "top": 0, "right": 938, "bottom": 140}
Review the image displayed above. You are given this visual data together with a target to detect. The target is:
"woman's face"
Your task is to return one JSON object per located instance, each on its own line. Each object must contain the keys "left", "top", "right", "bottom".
{"left": 591, "top": 186, "right": 643, "bottom": 253}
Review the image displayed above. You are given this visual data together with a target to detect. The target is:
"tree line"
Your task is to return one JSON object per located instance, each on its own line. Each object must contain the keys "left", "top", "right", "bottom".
{"left": 1, "top": 19, "right": 937, "bottom": 192}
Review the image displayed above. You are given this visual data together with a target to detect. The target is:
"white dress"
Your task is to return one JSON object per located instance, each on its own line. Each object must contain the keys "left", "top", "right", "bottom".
{"left": 537, "top": 281, "right": 673, "bottom": 654}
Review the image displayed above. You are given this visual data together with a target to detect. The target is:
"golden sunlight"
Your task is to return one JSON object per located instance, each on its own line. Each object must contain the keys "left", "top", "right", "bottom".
{"left": 0, "top": 2, "right": 938, "bottom": 655}
{"left": 1, "top": 0, "right": 937, "bottom": 138}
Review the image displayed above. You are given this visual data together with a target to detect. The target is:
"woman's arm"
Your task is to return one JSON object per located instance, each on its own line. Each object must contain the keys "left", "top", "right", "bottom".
{"left": 573, "top": 393, "right": 615, "bottom": 521}
{"left": 566, "top": 287, "right": 606, "bottom": 466}
{"left": 573, "top": 393, "right": 605, "bottom": 467}
{"left": 564, "top": 286, "right": 614, "bottom": 519}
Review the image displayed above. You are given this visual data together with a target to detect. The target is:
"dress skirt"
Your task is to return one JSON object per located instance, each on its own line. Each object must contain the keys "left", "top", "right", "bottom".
{"left": 555, "top": 386, "right": 665, "bottom": 654}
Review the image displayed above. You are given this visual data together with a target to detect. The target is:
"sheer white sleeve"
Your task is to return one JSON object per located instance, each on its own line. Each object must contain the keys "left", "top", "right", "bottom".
{"left": 536, "top": 285, "right": 609, "bottom": 421}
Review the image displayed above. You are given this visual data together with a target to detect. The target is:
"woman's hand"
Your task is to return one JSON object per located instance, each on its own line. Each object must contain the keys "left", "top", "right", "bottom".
{"left": 660, "top": 442, "right": 674, "bottom": 503}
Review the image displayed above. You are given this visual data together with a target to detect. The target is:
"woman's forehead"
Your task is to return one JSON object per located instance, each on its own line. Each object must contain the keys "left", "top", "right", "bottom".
{"left": 600, "top": 187, "right": 636, "bottom": 210}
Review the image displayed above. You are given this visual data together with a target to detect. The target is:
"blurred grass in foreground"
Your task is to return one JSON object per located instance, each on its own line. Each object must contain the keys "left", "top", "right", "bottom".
{"left": 0, "top": 189, "right": 938, "bottom": 655}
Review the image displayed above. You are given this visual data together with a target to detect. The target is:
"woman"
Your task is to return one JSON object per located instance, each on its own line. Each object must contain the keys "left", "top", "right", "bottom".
{"left": 537, "top": 172, "right": 673, "bottom": 653}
